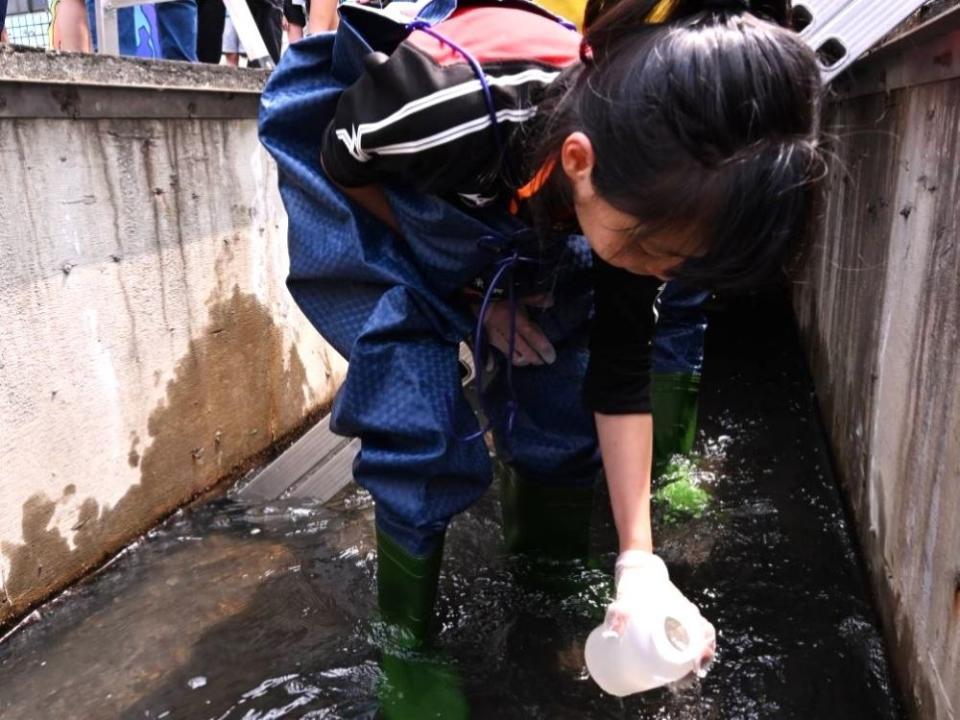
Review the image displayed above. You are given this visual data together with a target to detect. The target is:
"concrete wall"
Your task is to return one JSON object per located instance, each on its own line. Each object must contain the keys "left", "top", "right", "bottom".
{"left": 794, "top": 18, "right": 960, "bottom": 720}
{"left": 0, "top": 48, "right": 346, "bottom": 629}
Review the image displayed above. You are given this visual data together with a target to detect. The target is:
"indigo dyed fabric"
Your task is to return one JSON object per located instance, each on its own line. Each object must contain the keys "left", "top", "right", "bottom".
{"left": 259, "top": 18, "right": 599, "bottom": 557}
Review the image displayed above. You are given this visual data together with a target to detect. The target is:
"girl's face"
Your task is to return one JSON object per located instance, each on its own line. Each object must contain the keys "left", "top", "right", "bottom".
{"left": 560, "top": 132, "right": 702, "bottom": 280}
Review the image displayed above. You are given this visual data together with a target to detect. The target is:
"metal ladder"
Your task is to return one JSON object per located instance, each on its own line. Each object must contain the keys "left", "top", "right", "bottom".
{"left": 795, "top": 0, "right": 934, "bottom": 82}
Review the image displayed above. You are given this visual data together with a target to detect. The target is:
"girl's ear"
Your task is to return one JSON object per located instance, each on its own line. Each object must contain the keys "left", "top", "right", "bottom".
{"left": 560, "top": 132, "right": 596, "bottom": 198}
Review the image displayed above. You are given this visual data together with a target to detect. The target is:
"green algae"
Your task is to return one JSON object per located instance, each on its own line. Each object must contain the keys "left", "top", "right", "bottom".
{"left": 654, "top": 456, "right": 712, "bottom": 521}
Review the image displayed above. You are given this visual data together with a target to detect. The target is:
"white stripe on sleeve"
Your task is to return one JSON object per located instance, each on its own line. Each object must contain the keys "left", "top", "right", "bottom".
{"left": 335, "top": 68, "right": 558, "bottom": 162}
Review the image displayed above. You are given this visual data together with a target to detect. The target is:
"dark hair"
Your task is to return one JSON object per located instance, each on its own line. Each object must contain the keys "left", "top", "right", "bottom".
{"left": 527, "top": 0, "right": 823, "bottom": 289}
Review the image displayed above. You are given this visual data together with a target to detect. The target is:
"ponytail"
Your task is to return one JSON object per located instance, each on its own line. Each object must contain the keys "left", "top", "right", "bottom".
{"left": 582, "top": 0, "right": 661, "bottom": 36}
{"left": 582, "top": 0, "right": 792, "bottom": 58}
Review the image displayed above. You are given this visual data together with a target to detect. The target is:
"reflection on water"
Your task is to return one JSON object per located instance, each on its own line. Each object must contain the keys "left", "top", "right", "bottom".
{"left": 0, "top": 294, "right": 904, "bottom": 720}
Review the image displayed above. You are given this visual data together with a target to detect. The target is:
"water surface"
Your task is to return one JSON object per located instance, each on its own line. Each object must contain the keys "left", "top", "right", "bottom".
{"left": 0, "top": 293, "right": 904, "bottom": 719}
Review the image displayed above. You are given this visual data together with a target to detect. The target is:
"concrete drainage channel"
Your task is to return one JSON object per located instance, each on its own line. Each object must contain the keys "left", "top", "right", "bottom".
{"left": 2, "top": 5, "right": 960, "bottom": 718}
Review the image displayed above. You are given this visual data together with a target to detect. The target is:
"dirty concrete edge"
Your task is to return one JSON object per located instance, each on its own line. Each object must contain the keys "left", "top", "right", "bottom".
{"left": 0, "top": 403, "right": 331, "bottom": 639}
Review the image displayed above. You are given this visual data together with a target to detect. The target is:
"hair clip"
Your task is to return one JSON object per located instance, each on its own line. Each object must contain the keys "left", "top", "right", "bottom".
{"left": 579, "top": 39, "right": 595, "bottom": 65}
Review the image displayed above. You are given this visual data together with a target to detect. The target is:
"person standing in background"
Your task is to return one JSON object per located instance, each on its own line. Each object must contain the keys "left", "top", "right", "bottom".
{"left": 305, "top": 0, "right": 333, "bottom": 34}
{"left": 220, "top": 6, "right": 242, "bottom": 65}
{"left": 240, "top": 0, "right": 281, "bottom": 65}
{"left": 283, "top": 0, "right": 306, "bottom": 42}
{"left": 50, "top": 0, "right": 92, "bottom": 50}
{"left": 195, "top": 0, "right": 225, "bottom": 62}
{"left": 49, "top": 0, "right": 197, "bottom": 59}
{"left": 83, "top": 0, "right": 198, "bottom": 60}
{"left": 287, "top": 0, "right": 337, "bottom": 40}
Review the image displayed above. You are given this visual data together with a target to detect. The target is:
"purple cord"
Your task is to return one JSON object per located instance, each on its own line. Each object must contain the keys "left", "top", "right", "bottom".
{"left": 458, "top": 248, "right": 536, "bottom": 443}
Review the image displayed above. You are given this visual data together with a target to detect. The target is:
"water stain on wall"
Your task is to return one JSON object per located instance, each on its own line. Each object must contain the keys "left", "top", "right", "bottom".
{"left": 1, "top": 286, "right": 317, "bottom": 629}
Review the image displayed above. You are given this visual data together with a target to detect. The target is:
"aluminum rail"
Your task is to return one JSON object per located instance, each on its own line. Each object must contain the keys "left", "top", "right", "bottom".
{"left": 795, "top": 0, "right": 935, "bottom": 82}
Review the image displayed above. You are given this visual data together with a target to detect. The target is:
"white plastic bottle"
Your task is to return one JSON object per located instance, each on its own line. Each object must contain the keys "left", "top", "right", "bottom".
{"left": 584, "top": 565, "right": 712, "bottom": 696}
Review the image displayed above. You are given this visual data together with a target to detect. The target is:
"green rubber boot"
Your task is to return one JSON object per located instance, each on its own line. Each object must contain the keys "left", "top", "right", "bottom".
{"left": 499, "top": 465, "right": 595, "bottom": 560}
{"left": 650, "top": 372, "right": 701, "bottom": 478}
{"left": 376, "top": 528, "right": 444, "bottom": 648}
{"left": 375, "top": 530, "right": 469, "bottom": 719}
{"left": 498, "top": 465, "right": 610, "bottom": 617}
{"left": 379, "top": 652, "right": 469, "bottom": 720}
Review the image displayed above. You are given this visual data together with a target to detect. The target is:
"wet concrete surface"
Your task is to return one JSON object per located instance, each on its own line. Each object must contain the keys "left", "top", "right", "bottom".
{"left": 0, "top": 291, "right": 905, "bottom": 719}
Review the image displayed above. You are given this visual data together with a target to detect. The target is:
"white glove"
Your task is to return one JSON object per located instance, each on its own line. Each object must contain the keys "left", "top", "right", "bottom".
{"left": 604, "top": 551, "right": 716, "bottom": 674}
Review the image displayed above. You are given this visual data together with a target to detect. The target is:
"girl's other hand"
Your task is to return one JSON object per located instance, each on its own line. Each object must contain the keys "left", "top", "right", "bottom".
{"left": 481, "top": 300, "right": 556, "bottom": 366}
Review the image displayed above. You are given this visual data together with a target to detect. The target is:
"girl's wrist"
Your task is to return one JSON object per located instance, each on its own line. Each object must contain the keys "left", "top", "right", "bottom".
{"left": 618, "top": 534, "right": 654, "bottom": 554}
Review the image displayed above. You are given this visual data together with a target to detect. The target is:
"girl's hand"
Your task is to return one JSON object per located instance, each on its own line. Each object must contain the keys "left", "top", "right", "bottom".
{"left": 605, "top": 551, "right": 716, "bottom": 673}
{"left": 480, "top": 299, "right": 556, "bottom": 366}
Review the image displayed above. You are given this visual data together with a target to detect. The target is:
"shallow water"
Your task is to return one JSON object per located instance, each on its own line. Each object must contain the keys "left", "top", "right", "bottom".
{"left": 0, "top": 293, "right": 904, "bottom": 720}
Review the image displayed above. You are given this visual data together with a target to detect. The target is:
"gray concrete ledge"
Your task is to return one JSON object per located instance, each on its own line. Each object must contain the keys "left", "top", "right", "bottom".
{"left": 0, "top": 46, "right": 267, "bottom": 118}
{"left": 0, "top": 45, "right": 268, "bottom": 92}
